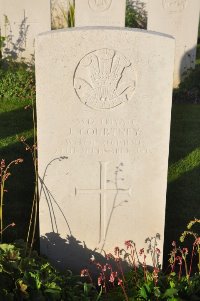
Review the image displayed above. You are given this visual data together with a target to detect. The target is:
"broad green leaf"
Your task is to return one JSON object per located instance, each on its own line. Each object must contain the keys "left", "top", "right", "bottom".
{"left": 140, "top": 286, "right": 148, "bottom": 299}
{"left": 162, "top": 288, "right": 178, "bottom": 298}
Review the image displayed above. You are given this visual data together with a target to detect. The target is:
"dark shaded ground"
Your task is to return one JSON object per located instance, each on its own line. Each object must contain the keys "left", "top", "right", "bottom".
{"left": 163, "top": 104, "right": 200, "bottom": 269}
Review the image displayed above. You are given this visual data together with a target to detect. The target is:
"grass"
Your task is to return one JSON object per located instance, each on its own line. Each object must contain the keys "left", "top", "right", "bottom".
{"left": 164, "top": 104, "right": 200, "bottom": 267}
{"left": 0, "top": 99, "right": 35, "bottom": 243}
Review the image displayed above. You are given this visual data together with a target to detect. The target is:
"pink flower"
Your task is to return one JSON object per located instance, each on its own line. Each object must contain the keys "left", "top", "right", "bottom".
{"left": 96, "top": 263, "right": 102, "bottom": 269}
{"left": 90, "top": 255, "right": 95, "bottom": 262}
{"left": 125, "top": 240, "right": 133, "bottom": 249}
{"left": 20, "top": 136, "right": 26, "bottom": 142}
{"left": 194, "top": 237, "right": 200, "bottom": 245}
{"left": 182, "top": 248, "right": 188, "bottom": 255}
{"left": 98, "top": 274, "right": 104, "bottom": 286}
{"left": 139, "top": 248, "right": 144, "bottom": 256}
{"left": 155, "top": 248, "right": 160, "bottom": 254}
{"left": 114, "top": 246, "right": 120, "bottom": 256}
{"left": 109, "top": 272, "right": 117, "bottom": 283}
{"left": 15, "top": 158, "right": 23, "bottom": 164}
{"left": 80, "top": 269, "right": 89, "bottom": 277}
{"left": 4, "top": 172, "right": 11, "bottom": 180}
{"left": 153, "top": 267, "right": 159, "bottom": 276}
{"left": 118, "top": 278, "right": 123, "bottom": 286}
{"left": 172, "top": 241, "right": 176, "bottom": 247}
{"left": 106, "top": 253, "right": 114, "bottom": 260}
{"left": 0, "top": 159, "right": 5, "bottom": 168}
{"left": 153, "top": 268, "right": 159, "bottom": 284}
{"left": 114, "top": 246, "right": 120, "bottom": 261}
{"left": 176, "top": 256, "right": 182, "bottom": 265}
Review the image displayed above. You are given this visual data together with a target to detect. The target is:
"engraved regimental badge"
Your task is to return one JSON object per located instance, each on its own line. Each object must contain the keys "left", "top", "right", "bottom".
{"left": 88, "top": 0, "right": 112, "bottom": 12}
{"left": 74, "top": 49, "right": 136, "bottom": 110}
{"left": 162, "top": 0, "right": 187, "bottom": 12}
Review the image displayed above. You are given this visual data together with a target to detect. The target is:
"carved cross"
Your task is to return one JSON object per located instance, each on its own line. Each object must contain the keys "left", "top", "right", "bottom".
{"left": 75, "top": 161, "right": 131, "bottom": 245}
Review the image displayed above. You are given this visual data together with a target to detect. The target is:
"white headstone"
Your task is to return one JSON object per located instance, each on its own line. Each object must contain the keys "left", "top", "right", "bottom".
{"left": 75, "top": 0, "right": 126, "bottom": 27}
{"left": 36, "top": 28, "right": 174, "bottom": 272}
{"left": 0, "top": 0, "right": 51, "bottom": 62}
{"left": 147, "top": 0, "right": 200, "bottom": 88}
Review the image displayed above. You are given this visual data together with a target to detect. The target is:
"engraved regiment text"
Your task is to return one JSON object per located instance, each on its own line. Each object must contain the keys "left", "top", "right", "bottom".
{"left": 162, "top": 0, "right": 187, "bottom": 12}
{"left": 65, "top": 118, "right": 147, "bottom": 156}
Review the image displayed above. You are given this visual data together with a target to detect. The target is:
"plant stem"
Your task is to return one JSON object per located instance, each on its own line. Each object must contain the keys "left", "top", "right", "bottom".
{"left": 120, "top": 283, "right": 129, "bottom": 301}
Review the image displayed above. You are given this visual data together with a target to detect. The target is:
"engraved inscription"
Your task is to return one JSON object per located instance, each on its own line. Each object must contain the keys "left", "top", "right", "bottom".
{"left": 64, "top": 118, "right": 147, "bottom": 157}
{"left": 88, "top": 0, "right": 112, "bottom": 12}
{"left": 162, "top": 0, "right": 187, "bottom": 12}
{"left": 75, "top": 162, "right": 131, "bottom": 247}
{"left": 74, "top": 48, "right": 136, "bottom": 110}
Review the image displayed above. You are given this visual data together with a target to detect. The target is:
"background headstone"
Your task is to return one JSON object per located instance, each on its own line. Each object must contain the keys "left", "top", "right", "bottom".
{"left": 147, "top": 0, "right": 200, "bottom": 88}
{"left": 0, "top": 0, "right": 51, "bottom": 62}
{"left": 75, "top": 0, "right": 126, "bottom": 27}
{"left": 36, "top": 28, "right": 174, "bottom": 272}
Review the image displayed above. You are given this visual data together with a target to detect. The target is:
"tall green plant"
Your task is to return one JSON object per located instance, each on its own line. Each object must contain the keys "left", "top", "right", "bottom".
{"left": 67, "top": 0, "right": 75, "bottom": 27}
{"left": 20, "top": 102, "right": 38, "bottom": 255}
{"left": 0, "top": 36, "right": 5, "bottom": 60}
{"left": 125, "top": 0, "right": 147, "bottom": 29}
{"left": 58, "top": 0, "right": 75, "bottom": 28}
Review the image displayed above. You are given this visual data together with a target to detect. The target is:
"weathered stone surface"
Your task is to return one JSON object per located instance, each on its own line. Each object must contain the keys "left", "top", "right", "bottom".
{"left": 36, "top": 28, "right": 174, "bottom": 272}
{"left": 75, "top": 0, "right": 126, "bottom": 27}
{"left": 147, "top": 0, "right": 200, "bottom": 87}
{"left": 0, "top": 0, "right": 51, "bottom": 62}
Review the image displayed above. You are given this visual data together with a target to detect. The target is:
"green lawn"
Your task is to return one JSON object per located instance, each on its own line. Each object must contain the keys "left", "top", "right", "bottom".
{"left": 164, "top": 104, "right": 200, "bottom": 266}
{"left": 0, "top": 99, "right": 35, "bottom": 243}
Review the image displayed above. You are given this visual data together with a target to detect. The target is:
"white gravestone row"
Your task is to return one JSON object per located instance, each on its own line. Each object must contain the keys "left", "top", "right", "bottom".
{"left": 36, "top": 27, "right": 175, "bottom": 271}
{"left": 0, "top": 0, "right": 51, "bottom": 62}
{"left": 147, "top": 0, "right": 200, "bottom": 87}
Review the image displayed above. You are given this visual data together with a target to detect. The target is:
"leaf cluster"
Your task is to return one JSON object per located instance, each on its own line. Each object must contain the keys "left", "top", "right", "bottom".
{"left": 100, "top": 268, "right": 200, "bottom": 301}
{"left": 0, "top": 60, "right": 35, "bottom": 102}
{"left": 0, "top": 241, "right": 99, "bottom": 301}
{"left": 125, "top": 0, "right": 147, "bottom": 29}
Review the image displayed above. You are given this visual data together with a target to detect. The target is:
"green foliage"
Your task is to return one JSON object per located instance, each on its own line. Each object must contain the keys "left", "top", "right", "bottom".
{"left": 125, "top": 0, "right": 147, "bottom": 29}
{"left": 88, "top": 225, "right": 200, "bottom": 301}
{"left": 0, "top": 241, "right": 99, "bottom": 301}
{"left": 0, "top": 36, "right": 6, "bottom": 59}
{"left": 0, "top": 60, "right": 35, "bottom": 102}
{"left": 68, "top": 0, "right": 75, "bottom": 28}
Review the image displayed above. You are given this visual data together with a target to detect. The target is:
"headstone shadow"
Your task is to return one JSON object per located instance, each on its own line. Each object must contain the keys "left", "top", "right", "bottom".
{"left": 164, "top": 165, "right": 200, "bottom": 269}
{"left": 40, "top": 232, "right": 125, "bottom": 276}
{"left": 0, "top": 107, "right": 33, "bottom": 140}
{"left": 173, "top": 45, "right": 200, "bottom": 104}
